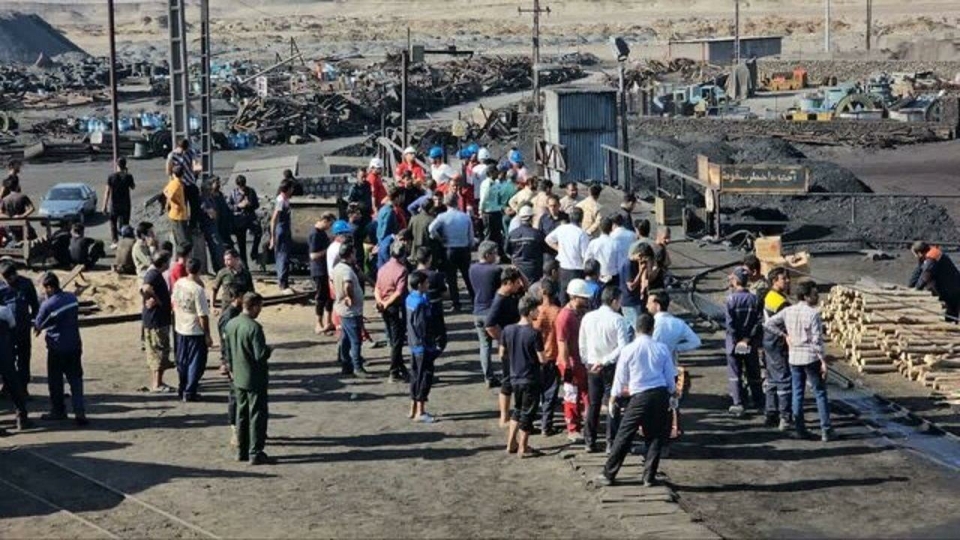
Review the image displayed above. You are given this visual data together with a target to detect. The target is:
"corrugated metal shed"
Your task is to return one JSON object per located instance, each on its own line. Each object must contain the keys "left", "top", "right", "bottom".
{"left": 543, "top": 86, "right": 618, "bottom": 184}
{"left": 668, "top": 36, "right": 783, "bottom": 64}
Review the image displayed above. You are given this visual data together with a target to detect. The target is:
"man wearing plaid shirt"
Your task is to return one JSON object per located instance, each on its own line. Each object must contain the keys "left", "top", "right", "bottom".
{"left": 764, "top": 280, "right": 833, "bottom": 442}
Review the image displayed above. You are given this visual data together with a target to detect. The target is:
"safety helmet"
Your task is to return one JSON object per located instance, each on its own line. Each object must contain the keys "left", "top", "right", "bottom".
{"left": 369, "top": 157, "right": 384, "bottom": 169}
{"left": 509, "top": 149, "right": 523, "bottom": 165}
{"left": 566, "top": 278, "right": 592, "bottom": 299}
{"left": 477, "top": 148, "right": 491, "bottom": 162}
{"left": 332, "top": 220, "right": 354, "bottom": 236}
{"left": 403, "top": 146, "right": 416, "bottom": 155}
{"left": 429, "top": 147, "right": 444, "bottom": 160}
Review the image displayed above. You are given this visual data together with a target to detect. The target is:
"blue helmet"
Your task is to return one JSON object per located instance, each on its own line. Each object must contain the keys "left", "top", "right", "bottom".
{"left": 509, "top": 149, "right": 523, "bottom": 165}
{"left": 497, "top": 160, "right": 512, "bottom": 172}
{"left": 428, "top": 146, "right": 444, "bottom": 160}
{"left": 459, "top": 143, "right": 479, "bottom": 159}
{"left": 332, "top": 220, "right": 354, "bottom": 236}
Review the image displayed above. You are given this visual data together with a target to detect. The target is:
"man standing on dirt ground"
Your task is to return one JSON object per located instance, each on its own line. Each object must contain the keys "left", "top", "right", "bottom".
{"left": 725, "top": 267, "right": 764, "bottom": 417}
{"left": 225, "top": 292, "right": 274, "bottom": 465}
{"left": 406, "top": 271, "right": 438, "bottom": 424}
{"left": 35, "top": 272, "right": 87, "bottom": 426}
{"left": 546, "top": 207, "right": 589, "bottom": 305}
{"left": 556, "top": 279, "right": 592, "bottom": 444}
{"left": 228, "top": 175, "right": 260, "bottom": 268}
{"left": 173, "top": 258, "right": 213, "bottom": 402}
{"left": 648, "top": 290, "right": 700, "bottom": 440}
{"left": 0, "top": 284, "right": 32, "bottom": 432}
{"left": 376, "top": 242, "right": 410, "bottom": 383}
{"left": 616, "top": 193, "right": 637, "bottom": 233}
{"left": 586, "top": 218, "right": 622, "bottom": 286}
{"left": 269, "top": 180, "right": 294, "bottom": 294}
{"left": 164, "top": 166, "right": 191, "bottom": 249}
{"left": 166, "top": 139, "right": 201, "bottom": 233}
{"left": 764, "top": 280, "right": 833, "bottom": 442}
{"left": 487, "top": 267, "right": 526, "bottom": 426}
{"left": 469, "top": 241, "right": 503, "bottom": 388}
{"left": 309, "top": 213, "right": 336, "bottom": 335}
{"left": 576, "top": 183, "right": 604, "bottom": 237}
{"left": 594, "top": 313, "right": 676, "bottom": 488}
{"left": 580, "top": 286, "right": 631, "bottom": 453}
{"left": 429, "top": 193, "right": 475, "bottom": 312}
{"left": 133, "top": 222, "right": 156, "bottom": 278}
{"left": 1, "top": 262, "right": 38, "bottom": 397}
{"left": 333, "top": 243, "right": 372, "bottom": 378}
{"left": 505, "top": 206, "right": 544, "bottom": 284}
{"left": 503, "top": 295, "right": 545, "bottom": 458}
{"left": 218, "top": 284, "right": 244, "bottom": 448}
{"left": 909, "top": 241, "right": 960, "bottom": 323}
{"left": 212, "top": 249, "right": 255, "bottom": 310}
{"left": 141, "top": 251, "right": 175, "bottom": 394}
{"left": 140, "top": 251, "right": 175, "bottom": 393}
{"left": 533, "top": 279, "right": 562, "bottom": 436}
{"left": 415, "top": 247, "right": 447, "bottom": 354}
{"left": 762, "top": 268, "right": 793, "bottom": 431}
{"left": 743, "top": 255, "right": 770, "bottom": 301}
{"left": 103, "top": 157, "right": 135, "bottom": 248}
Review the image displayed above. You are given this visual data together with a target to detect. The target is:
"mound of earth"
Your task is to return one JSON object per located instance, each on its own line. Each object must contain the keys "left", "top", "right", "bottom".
{"left": 0, "top": 12, "right": 87, "bottom": 64}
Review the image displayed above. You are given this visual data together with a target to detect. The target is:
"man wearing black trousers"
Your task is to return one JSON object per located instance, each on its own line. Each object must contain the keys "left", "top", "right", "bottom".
{"left": 1, "top": 262, "right": 38, "bottom": 397}
{"left": 595, "top": 313, "right": 676, "bottom": 488}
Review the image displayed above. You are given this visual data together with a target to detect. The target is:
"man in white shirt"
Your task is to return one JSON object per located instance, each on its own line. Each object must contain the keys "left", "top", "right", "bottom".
{"left": 333, "top": 243, "right": 373, "bottom": 378}
{"left": 649, "top": 291, "right": 701, "bottom": 358}
{"left": 585, "top": 217, "right": 622, "bottom": 285}
{"left": 429, "top": 147, "right": 460, "bottom": 186}
{"left": 579, "top": 287, "right": 632, "bottom": 453}
{"left": 545, "top": 206, "right": 589, "bottom": 304}
{"left": 595, "top": 313, "right": 676, "bottom": 488}
{"left": 172, "top": 257, "right": 212, "bottom": 402}
{"left": 610, "top": 214, "right": 636, "bottom": 262}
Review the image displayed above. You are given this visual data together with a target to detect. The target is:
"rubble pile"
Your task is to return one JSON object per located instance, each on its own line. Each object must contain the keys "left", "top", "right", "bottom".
{"left": 0, "top": 12, "right": 86, "bottom": 65}
{"left": 229, "top": 56, "right": 583, "bottom": 144}
{"left": 608, "top": 58, "right": 726, "bottom": 90}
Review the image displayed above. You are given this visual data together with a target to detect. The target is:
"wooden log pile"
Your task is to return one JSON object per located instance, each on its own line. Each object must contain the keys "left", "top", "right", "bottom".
{"left": 823, "top": 284, "right": 960, "bottom": 401}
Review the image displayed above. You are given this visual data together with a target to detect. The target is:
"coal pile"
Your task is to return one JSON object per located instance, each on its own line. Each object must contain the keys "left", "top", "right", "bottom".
{"left": 630, "top": 135, "right": 959, "bottom": 244}
{"left": 0, "top": 12, "right": 86, "bottom": 64}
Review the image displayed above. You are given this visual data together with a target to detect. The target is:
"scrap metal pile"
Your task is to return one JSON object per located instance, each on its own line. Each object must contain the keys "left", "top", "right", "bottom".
{"left": 229, "top": 56, "right": 583, "bottom": 144}
{"left": 608, "top": 58, "right": 726, "bottom": 90}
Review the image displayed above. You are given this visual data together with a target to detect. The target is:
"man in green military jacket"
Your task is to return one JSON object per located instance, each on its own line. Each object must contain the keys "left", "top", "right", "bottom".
{"left": 224, "top": 292, "right": 272, "bottom": 465}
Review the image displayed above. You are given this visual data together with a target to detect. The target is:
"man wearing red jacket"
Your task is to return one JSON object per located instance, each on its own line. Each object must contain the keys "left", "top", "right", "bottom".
{"left": 366, "top": 158, "right": 388, "bottom": 216}
{"left": 436, "top": 176, "right": 475, "bottom": 215}
{"left": 394, "top": 147, "right": 426, "bottom": 184}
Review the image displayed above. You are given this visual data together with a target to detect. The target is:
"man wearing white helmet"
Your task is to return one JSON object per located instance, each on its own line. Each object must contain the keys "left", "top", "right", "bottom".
{"left": 555, "top": 278, "right": 591, "bottom": 443}
{"left": 394, "top": 147, "right": 426, "bottom": 184}
{"left": 366, "top": 158, "right": 387, "bottom": 216}
{"left": 468, "top": 148, "right": 493, "bottom": 190}
{"left": 429, "top": 147, "right": 460, "bottom": 186}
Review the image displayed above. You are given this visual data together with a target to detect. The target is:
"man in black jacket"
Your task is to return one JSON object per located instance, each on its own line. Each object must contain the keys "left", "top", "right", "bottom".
{"left": 909, "top": 242, "right": 960, "bottom": 323}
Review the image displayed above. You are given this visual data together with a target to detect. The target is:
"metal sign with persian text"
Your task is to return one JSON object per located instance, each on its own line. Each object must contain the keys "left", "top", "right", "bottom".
{"left": 719, "top": 164, "right": 809, "bottom": 194}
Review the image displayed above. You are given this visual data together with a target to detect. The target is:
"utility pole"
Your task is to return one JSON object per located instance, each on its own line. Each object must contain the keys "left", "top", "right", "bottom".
{"left": 866, "top": 0, "right": 872, "bottom": 52}
{"left": 519, "top": 0, "right": 551, "bottom": 111}
{"left": 199, "top": 0, "right": 212, "bottom": 180}
{"left": 107, "top": 0, "right": 119, "bottom": 165}
{"left": 824, "top": 0, "right": 832, "bottom": 54}
{"left": 734, "top": 0, "right": 741, "bottom": 65}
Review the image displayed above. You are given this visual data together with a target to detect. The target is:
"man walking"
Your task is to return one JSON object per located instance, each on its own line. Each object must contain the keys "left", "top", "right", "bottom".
{"left": 725, "top": 267, "right": 763, "bottom": 417}
{"left": 103, "top": 157, "right": 136, "bottom": 247}
{"left": 375, "top": 242, "right": 410, "bottom": 383}
{"left": 595, "top": 314, "right": 676, "bottom": 487}
{"left": 469, "top": 241, "right": 502, "bottom": 387}
{"left": 762, "top": 268, "right": 793, "bottom": 430}
{"left": 546, "top": 207, "right": 589, "bottom": 305}
{"left": 333, "top": 243, "right": 371, "bottom": 378}
{"left": 429, "top": 193, "right": 475, "bottom": 312}
{"left": 502, "top": 295, "right": 544, "bottom": 457}
{"left": 580, "top": 286, "right": 631, "bottom": 452}
{"left": 765, "top": 280, "right": 833, "bottom": 441}
{"left": 35, "top": 272, "right": 87, "bottom": 425}
{"left": 172, "top": 258, "right": 213, "bottom": 402}
{"left": 224, "top": 292, "right": 274, "bottom": 465}
{"left": 141, "top": 252, "right": 175, "bottom": 393}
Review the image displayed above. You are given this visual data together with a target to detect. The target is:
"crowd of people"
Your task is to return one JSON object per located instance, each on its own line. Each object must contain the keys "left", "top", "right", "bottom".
{"left": 4, "top": 140, "right": 959, "bottom": 479}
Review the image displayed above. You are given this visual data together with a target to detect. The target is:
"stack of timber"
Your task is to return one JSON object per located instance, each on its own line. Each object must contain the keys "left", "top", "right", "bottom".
{"left": 823, "top": 284, "right": 960, "bottom": 401}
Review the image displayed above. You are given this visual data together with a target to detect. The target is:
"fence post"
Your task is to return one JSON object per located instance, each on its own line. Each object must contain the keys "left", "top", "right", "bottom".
{"left": 851, "top": 197, "right": 857, "bottom": 225}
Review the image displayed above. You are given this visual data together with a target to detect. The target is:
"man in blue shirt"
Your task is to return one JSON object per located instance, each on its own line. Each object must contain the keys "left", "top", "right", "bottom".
{"left": 595, "top": 313, "right": 675, "bottom": 488}
{"left": 725, "top": 267, "right": 763, "bottom": 417}
{"left": 0, "top": 276, "right": 32, "bottom": 432}
{"left": 428, "top": 193, "right": 475, "bottom": 312}
{"left": 35, "top": 272, "right": 87, "bottom": 426}
{"left": 406, "top": 271, "right": 438, "bottom": 423}
{"left": 1, "top": 262, "right": 39, "bottom": 396}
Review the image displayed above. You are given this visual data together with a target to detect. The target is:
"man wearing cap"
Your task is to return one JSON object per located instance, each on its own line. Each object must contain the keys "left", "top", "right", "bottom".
{"left": 366, "top": 158, "right": 388, "bottom": 215}
{"left": 470, "top": 148, "right": 494, "bottom": 190}
{"left": 113, "top": 225, "right": 138, "bottom": 275}
{"left": 576, "top": 183, "right": 604, "bottom": 237}
{"left": 228, "top": 175, "right": 261, "bottom": 268}
{"left": 395, "top": 147, "right": 426, "bottom": 184}
{"left": 506, "top": 206, "right": 545, "bottom": 284}
{"left": 376, "top": 241, "right": 411, "bottom": 383}
{"left": 546, "top": 207, "right": 590, "bottom": 305}
{"left": 508, "top": 149, "right": 529, "bottom": 184}
{"left": 556, "top": 278, "right": 591, "bottom": 443}
{"left": 429, "top": 193, "right": 475, "bottom": 312}
{"left": 35, "top": 272, "right": 87, "bottom": 425}
{"left": 327, "top": 220, "right": 354, "bottom": 278}
{"left": 429, "top": 147, "right": 460, "bottom": 186}
{"left": 725, "top": 267, "right": 764, "bottom": 417}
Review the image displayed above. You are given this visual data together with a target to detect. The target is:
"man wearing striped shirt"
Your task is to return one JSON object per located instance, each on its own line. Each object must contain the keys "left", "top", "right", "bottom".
{"left": 764, "top": 280, "right": 832, "bottom": 442}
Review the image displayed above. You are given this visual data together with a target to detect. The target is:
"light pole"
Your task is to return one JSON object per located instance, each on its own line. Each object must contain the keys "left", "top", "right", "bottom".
{"left": 610, "top": 37, "right": 630, "bottom": 190}
{"left": 107, "top": 0, "right": 119, "bottom": 164}
{"left": 825, "top": 0, "right": 832, "bottom": 54}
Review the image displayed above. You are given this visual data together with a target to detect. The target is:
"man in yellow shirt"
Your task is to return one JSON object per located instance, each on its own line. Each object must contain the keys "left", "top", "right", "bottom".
{"left": 576, "top": 183, "right": 604, "bottom": 237}
{"left": 164, "top": 166, "right": 190, "bottom": 248}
